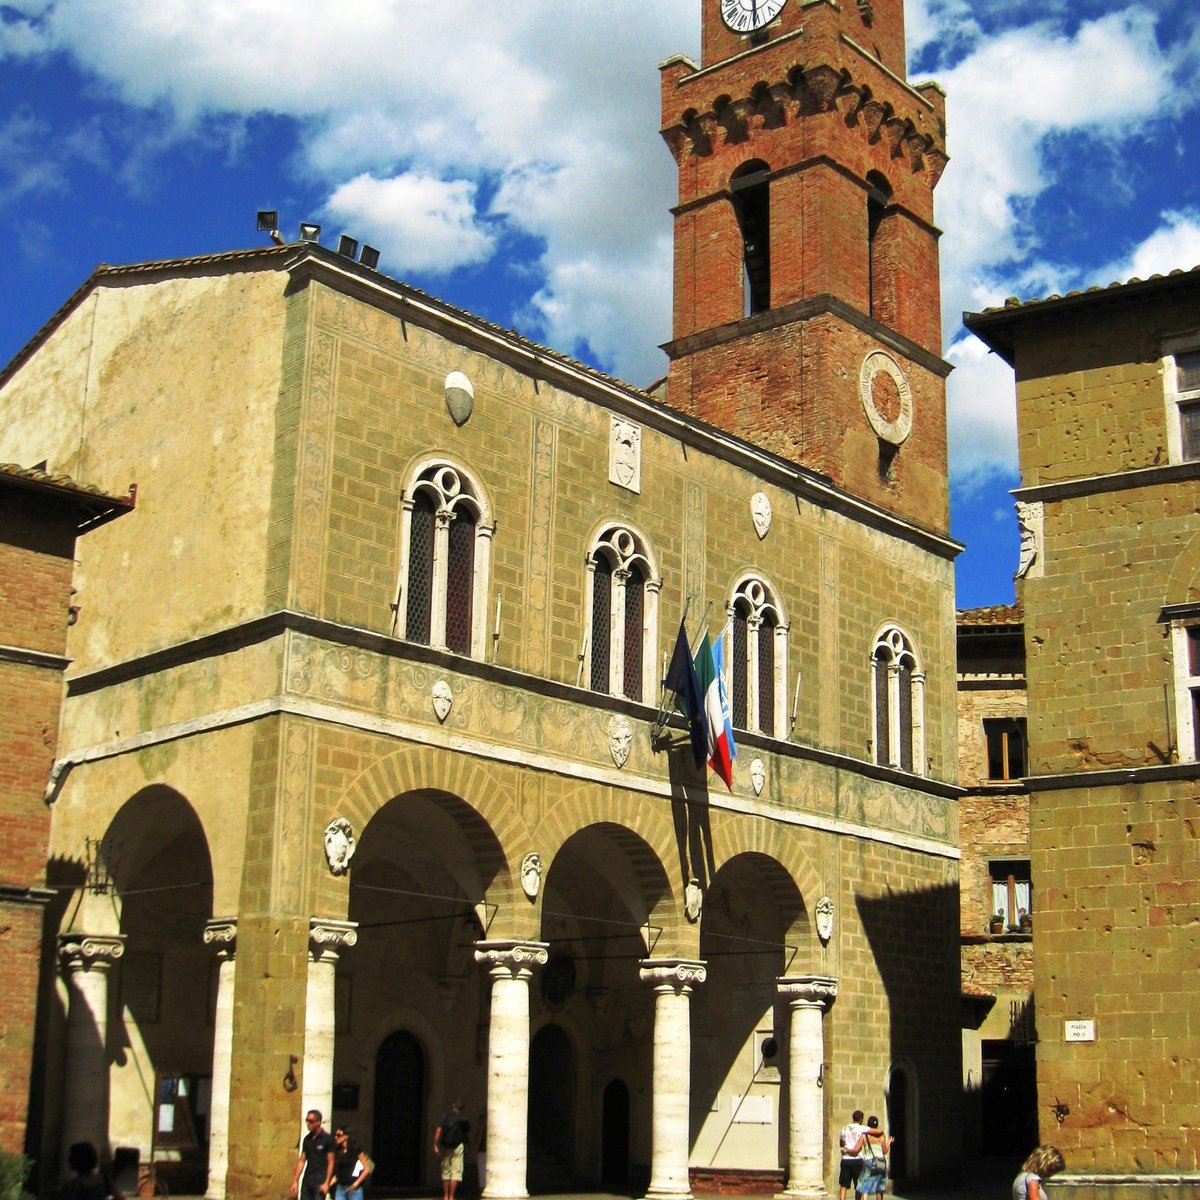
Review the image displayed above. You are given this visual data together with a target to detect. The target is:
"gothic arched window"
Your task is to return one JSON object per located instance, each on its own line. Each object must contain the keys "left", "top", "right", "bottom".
{"left": 396, "top": 462, "right": 493, "bottom": 657}
{"left": 732, "top": 159, "right": 771, "bottom": 316}
{"left": 585, "top": 525, "right": 661, "bottom": 704}
{"left": 728, "top": 576, "right": 788, "bottom": 737}
{"left": 872, "top": 626, "right": 925, "bottom": 774}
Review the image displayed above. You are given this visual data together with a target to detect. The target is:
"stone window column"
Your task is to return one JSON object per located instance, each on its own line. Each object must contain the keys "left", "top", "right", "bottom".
{"left": 639, "top": 959, "right": 707, "bottom": 1200}
{"left": 304, "top": 920, "right": 357, "bottom": 1124}
{"left": 776, "top": 976, "right": 838, "bottom": 1198}
{"left": 431, "top": 508, "right": 455, "bottom": 648}
{"left": 203, "top": 919, "right": 237, "bottom": 1200}
{"left": 473, "top": 941, "right": 549, "bottom": 1200}
{"left": 59, "top": 933, "right": 125, "bottom": 1157}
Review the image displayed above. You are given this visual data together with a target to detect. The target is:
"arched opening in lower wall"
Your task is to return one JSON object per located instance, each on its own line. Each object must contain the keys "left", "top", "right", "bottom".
{"left": 372, "top": 1030, "right": 426, "bottom": 1187}
{"left": 528, "top": 1023, "right": 576, "bottom": 1187}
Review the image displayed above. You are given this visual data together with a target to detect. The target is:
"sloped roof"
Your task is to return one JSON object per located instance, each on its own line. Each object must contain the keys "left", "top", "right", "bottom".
{"left": 0, "top": 462, "right": 135, "bottom": 532}
{"left": 963, "top": 265, "right": 1200, "bottom": 364}
{"left": 957, "top": 601, "right": 1023, "bottom": 628}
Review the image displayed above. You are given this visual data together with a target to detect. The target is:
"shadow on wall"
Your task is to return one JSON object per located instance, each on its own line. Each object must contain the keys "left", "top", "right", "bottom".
{"left": 856, "top": 880, "right": 961, "bottom": 1185}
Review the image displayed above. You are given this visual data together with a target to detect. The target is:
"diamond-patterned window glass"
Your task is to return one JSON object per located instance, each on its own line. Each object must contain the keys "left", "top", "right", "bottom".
{"left": 898, "top": 658, "right": 914, "bottom": 771}
{"left": 1178, "top": 351, "right": 1200, "bottom": 392}
{"left": 445, "top": 505, "right": 476, "bottom": 655}
{"left": 623, "top": 564, "right": 645, "bottom": 700}
{"left": 406, "top": 492, "right": 435, "bottom": 645}
{"left": 758, "top": 612, "right": 776, "bottom": 735}
{"left": 590, "top": 556, "right": 613, "bottom": 693}
{"left": 732, "top": 609, "right": 748, "bottom": 729}
{"left": 874, "top": 647, "right": 890, "bottom": 765}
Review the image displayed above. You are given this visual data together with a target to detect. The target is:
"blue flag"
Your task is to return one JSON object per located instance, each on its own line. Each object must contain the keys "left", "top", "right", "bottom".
{"left": 664, "top": 619, "right": 708, "bottom": 770}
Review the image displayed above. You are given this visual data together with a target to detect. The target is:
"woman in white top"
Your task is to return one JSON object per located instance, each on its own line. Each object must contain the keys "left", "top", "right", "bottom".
{"left": 1013, "top": 1145, "right": 1066, "bottom": 1200}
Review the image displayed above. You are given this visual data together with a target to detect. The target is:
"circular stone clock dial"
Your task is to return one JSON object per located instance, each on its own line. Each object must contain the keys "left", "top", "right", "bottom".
{"left": 859, "top": 350, "right": 914, "bottom": 446}
{"left": 720, "top": 0, "right": 787, "bottom": 33}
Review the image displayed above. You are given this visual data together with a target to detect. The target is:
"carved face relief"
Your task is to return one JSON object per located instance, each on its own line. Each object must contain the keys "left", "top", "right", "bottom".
{"left": 751, "top": 758, "right": 766, "bottom": 796}
{"left": 751, "top": 491, "right": 772, "bottom": 539}
{"left": 816, "top": 896, "right": 834, "bottom": 944}
{"left": 609, "top": 714, "right": 633, "bottom": 768}
{"left": 432, "top": 679, "right": 453, "bottom": 723}
{"left": 684, "top": 878, "right": 703, "bottom": 923}
{"left": 444, "top": 371, "right": 474, "bottom": 426}
{"left": 324, "top": 818, "right": 357, "bottom": 877}
{"left": 609, "top": 418, "right": 642, "bottom": 493}
{"left": 521, "top": 852, "right": 543, "bottom": 900}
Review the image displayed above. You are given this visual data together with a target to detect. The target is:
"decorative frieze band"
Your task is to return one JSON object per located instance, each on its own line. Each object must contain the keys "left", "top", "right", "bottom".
{"left": 59, "top": 933, "right": 125, "bottom": 968}
{"left": 776, "top": 975, "right": 839, "bottom": 1007}
{"left": 639, "top": 958, "right": 707, "bottom": 990}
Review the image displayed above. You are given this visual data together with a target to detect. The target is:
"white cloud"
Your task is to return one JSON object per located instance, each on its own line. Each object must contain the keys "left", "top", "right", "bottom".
{"left": 945, "top": 333, "right": 1018, "bottom": 494}
{"left": 1096, "top": 208, "right": 1200, "bottom": 282}
{"left": 325, "top": 174, "right": 495, "bottom": 274}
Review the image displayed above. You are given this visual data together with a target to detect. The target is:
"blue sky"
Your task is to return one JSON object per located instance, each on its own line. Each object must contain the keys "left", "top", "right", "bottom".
{"left": 2, "top": 0, "right": 1199, "bottom": 608}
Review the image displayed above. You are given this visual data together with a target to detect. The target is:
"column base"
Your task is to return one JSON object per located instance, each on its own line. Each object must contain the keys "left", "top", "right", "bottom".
{"left": 642, "top": 1188, "right": 693, "bottom": 1200}
{"left": 481, "top": 1190, "right": 528, "bottom": 1200}
{"left": 774, "top": 1189, "right": 828, "bottom": 1199}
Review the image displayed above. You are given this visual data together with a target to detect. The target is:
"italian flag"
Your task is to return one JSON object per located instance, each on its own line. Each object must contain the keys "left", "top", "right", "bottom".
{"left": 695, "top": 631, "right": 735, "bottom": 790}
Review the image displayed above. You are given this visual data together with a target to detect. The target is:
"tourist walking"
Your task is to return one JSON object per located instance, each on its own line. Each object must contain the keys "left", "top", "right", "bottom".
{"left": 332, "top": 1126, "right": 372, "bottom": 1200}
{"left": 290, "top": 1110, "right": 335, "bottom": 1200}
{"left": 1013, "top": 1146, "right": 1066, "bottom": 1200}
{"left": 433, "top": 1099, "right": 470, "bottom": 1200}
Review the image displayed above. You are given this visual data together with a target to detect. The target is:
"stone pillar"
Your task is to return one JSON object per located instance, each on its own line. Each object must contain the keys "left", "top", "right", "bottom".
{"left": 639, "top": 959, "right": 706, "bottom": 1200}
{"left": 474, "top": 941, "right": 548, "bottom": 1200}
{"left": 302, "top": 919, "right": 357, "bottom": 1125}
{"left": 203, "top": 919, "right": 237, "bottom": 1200}
{"left": 776, "top": 976, "right": 838, "bottom": 1199}
{"left": 59, "top": 933, "right": 125, "bottom": 1157}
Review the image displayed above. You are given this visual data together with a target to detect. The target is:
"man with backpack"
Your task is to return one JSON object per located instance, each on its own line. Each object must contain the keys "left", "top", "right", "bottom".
{"left": 433, "top": 1099, "right": 470, "bottom": 1200}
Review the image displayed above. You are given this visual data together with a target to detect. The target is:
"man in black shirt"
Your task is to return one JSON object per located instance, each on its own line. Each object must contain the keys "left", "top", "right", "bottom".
{"left": 433, "top": 1099, "right": 470, "bottom": 1200}
{"left": 291, "top": 1109, "right": 336, "bottom": 1200}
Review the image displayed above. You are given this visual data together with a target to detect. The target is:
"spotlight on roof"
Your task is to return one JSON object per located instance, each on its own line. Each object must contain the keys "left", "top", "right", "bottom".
{"left": 256, "top": 210, "right": 284, "bottom": 246}
{"left": 299, "top": 222, "right": 321, "bottom": 243}
{"left": 337, "top": 234, "right": 359, "bottom": 259}
{"left": 359, "top": 245, "right": 380, "bottom": 270}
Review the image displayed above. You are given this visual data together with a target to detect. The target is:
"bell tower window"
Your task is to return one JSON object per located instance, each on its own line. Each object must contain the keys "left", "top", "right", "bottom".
{"left": 867, "top": 171, "right": 894, "bottom": 322}
{"left": 732, "top": 161, "right": 771, "bottom": 316}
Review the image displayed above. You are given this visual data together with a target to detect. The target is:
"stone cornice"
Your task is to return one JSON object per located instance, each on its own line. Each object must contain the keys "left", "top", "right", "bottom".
{"left": 1027, "top": 760, "right": 1200, "bottom": 792}
{"left": 1012, "top": 460, "right": 1200, "bottom": 505}
{"left": 59, "top": 933, "right": 125, "bottom": 966}
{"left": 0, "top": 883, "right": 55, "bottom": 906}
{"left": 662, "top": 290, "right": 951, "bottom": 380}
{"left": 309, "top": 918, "right": 358, "bottom": 956}
{"left": 776, "top": 975, "right": 839, "bottom": 1006}
{"left": 474, "top": 941, "right": 549, "bottom": 973}
{"left": 0, "top": 643, "right": 70, "bottom": 672}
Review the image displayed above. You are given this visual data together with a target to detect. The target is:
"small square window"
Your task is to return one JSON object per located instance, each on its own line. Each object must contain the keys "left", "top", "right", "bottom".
{"left": 983, "top": 717, "right": 1026, "bottom": 781}
{"left": 988, "top": 860, "right": 1031, "bottom": 933}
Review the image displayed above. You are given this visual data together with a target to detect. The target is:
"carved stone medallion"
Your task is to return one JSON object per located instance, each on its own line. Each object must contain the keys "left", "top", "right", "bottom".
{"left": 432, "top": 679, "right": 453, "bottom": 723}
{"left": 684, "top": 878, "right": 703, "bottom": 923}
{"left": 816, "top": 896, "right": 834, "bottom": 944}
{"left": 444, "top": 371, "right": 474, "bottom": 426}
{"left": 859, "top": 350, "right": 913, "bottom": 446}
{"left": 323, "top": 818, "right": 357, "bottom": 876}
{"left": 609, "top": 713, "right": 633, "bottom": 768}
{"left": 609, "top": 417, "right": 642, "bottom": 493}
{"left": 750, "top": 758, "right": 766, "bottom": 796}
{"left": 1015, "top": 500, "right": 1044, "bottom": 579}
{"left": 751, "top": 491, "right": 772, "bottom": 539}
{"left": 521, "top": 852, "right": 543, "bottom": 900}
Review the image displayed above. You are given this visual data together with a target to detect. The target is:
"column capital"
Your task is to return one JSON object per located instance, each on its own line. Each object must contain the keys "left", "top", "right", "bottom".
{"left": 474, "top": 940, "right": 549, "bottom": 976}
{"left": 309, "top": 917, "right": 358, "bottom": 961}
{"left": 204, "top": 918, "right": 238, "bottom": 951}
{"left": 776, "top": 975, "right": 838, "bottom": 1008}
{"left": 59, "top": 933, "right": 125, "bottom": 969}
{"left": 639, "top": 958, "right": 707, "bottom": 990}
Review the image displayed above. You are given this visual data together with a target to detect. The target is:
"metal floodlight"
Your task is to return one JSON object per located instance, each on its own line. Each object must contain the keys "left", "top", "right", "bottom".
{"left": 359, "top": 244, "right": 380, "bottom": 270}
{"left": 256, "top": 210, "right": 279, "bottom": 233}
{"left": 299, "top": 222, "right": 321, "bottom": 243}
{"left": 337, "top": 234, "right": 359, "bottom": 259}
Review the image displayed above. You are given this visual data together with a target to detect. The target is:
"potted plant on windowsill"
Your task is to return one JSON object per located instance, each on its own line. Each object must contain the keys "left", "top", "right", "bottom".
{"left": 989, "top": 911, "right": 1006, "bottom": 935}
{"left": 1018, "top": 909, "right": 1032, "bottom": 934}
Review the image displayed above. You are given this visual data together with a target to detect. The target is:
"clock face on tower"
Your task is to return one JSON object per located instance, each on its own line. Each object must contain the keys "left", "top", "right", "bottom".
{"left": 720, "top": 0, "right": 787, "bottom": 33}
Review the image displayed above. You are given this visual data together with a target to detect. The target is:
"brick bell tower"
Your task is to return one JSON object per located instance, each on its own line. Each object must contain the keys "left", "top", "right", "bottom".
{"left": 661, "top": 0, "right": 951, "bottom": 531}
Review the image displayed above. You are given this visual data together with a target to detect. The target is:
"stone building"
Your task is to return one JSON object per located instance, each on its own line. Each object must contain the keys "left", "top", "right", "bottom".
{"left": 0, "top": 1, "right": 965, "bottom": 1197}
{"left": 965, "top": 270, "right": 1200, "bottom": 1197}
{"left": 955, "top": 603, "right": 1034, "bottom": 1155}
{"left": 0, "top": 464, "right": 132, "bottom": 1159}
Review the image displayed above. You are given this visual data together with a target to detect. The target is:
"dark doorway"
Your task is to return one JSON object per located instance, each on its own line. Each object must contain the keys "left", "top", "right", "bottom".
{"left": 600, "top": 1079, "right": 630, "bottom": 1187}
{"left": 373, "top": 1031, "right": 425, "bottom": 1187}
{"left": 528, "top": 1024, "right": 575, "bottom": 1187}
{"left": 982, "top": 1040, "right": 1037, "bottom": 1154}
{"left": 886, "top": 1068, "right": 910, "bottom": 1180}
